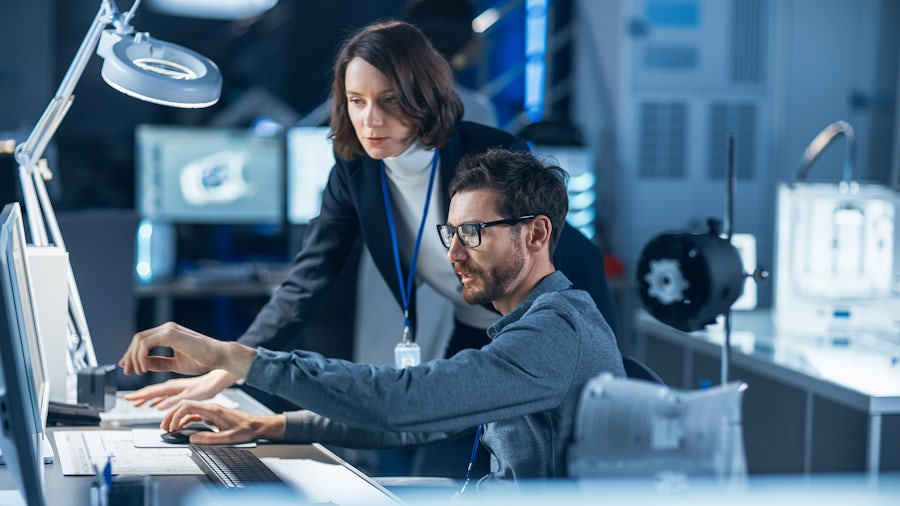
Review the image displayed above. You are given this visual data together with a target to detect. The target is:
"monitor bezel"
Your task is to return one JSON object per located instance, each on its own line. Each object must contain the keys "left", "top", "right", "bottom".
{"left": 0, "top": 202, "right": 47, "bottom": 506}
{"left": 8, "top": 203, "right": 50, "bottom": 431}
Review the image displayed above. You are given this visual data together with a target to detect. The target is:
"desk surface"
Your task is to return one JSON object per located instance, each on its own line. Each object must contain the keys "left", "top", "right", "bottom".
{"left": 635, "top": 309, "right": 900, "bottom": 414}
{"left": 0, "top": 390, "right": 399, "bottom": 506}
{"left": 0, "top": 434, "right": 397, "bottom": 506}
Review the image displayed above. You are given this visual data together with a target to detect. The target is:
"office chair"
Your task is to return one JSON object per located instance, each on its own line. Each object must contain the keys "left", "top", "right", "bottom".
{"left": 622, "top": 355, "right": 665, "bottom": 384}
{"left": 568, "top": 374, "right": 747, "bottom": 484}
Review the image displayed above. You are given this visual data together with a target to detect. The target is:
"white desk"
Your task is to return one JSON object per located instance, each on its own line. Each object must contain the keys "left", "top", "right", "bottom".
{"left": 634, "top": 309, "right": 900, "bottom": 474}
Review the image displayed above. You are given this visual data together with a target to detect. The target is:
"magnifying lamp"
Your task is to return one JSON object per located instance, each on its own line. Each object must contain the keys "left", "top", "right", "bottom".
{"left": 12, "top": 0, "right": 222, "bottom": 382}
{"left": 145, "top": 0, "right": 279, "bottom": 20}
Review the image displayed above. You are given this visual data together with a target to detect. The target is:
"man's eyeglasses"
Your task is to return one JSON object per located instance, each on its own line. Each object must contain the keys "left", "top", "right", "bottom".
{"left": 436, "top": 215, "right": 535, "bottom": 249}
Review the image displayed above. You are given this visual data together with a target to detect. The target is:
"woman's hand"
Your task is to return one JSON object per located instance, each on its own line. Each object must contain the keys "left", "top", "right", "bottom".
{"left": 123, "top": 369, "right": 240, "bottom": 410}
{"left": 162, "top": 400, "right": 286, "bottom": 445}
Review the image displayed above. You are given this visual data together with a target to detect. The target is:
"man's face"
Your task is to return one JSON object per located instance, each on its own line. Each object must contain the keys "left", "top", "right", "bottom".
{"left": 446, "top": 189, "right": 525, "bottom": 307}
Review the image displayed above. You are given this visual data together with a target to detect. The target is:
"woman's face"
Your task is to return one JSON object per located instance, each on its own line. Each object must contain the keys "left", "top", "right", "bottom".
{"left": 344, "top": 57, "right": 416, "bottom": 160}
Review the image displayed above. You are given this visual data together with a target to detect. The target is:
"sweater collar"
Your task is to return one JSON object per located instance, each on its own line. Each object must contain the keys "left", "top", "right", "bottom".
{"left": 381, "top": 141, "right": 436, "bottom": 177}
{"left": 486, "top": 271, "right": 573, "bottom": 340}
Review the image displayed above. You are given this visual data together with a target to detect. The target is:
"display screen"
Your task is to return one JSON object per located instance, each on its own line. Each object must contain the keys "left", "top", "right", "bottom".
{"left": 286, "top": 126, "right": 334, "bottom": 224}
{"left": 136, "top": 125, "right": 284, "bottom": 224}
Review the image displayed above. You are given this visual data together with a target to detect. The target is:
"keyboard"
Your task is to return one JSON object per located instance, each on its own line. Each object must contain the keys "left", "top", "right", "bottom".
{"left": 100, "top": 392, "right": 241, "bottom": 426}
{"left": 189, "top": 445, "right": 284, "bottom": 488}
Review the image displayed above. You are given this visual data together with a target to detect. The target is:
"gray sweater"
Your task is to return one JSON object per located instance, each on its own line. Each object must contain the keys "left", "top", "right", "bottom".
{"left": 245, "top": 271, "right": 625, "bottom": 483}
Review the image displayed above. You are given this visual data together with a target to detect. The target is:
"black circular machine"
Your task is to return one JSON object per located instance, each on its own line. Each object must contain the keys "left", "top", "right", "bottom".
{"left": 637, "top": 220, "right": 745, "bottom": 332}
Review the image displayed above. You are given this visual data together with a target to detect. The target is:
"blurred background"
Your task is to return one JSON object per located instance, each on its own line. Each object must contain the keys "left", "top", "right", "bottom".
{"left": 2, "top": 0, "right": 897, "bottom": 367}
{"left": 2, "top": 0, "right": 899, "bottom": 478}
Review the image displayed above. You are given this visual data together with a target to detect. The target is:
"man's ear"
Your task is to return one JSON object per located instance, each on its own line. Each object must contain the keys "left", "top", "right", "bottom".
{"left": 526, "top": 215, "right": 552, "bottom": 253}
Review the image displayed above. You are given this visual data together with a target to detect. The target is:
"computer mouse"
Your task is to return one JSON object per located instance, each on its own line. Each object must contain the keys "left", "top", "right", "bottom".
{"left": 160, "top": 425, "right": 215, "bottom": 444}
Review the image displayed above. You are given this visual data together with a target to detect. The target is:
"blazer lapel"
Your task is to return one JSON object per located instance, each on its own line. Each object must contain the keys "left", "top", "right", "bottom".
{"left": 353, "top": 156, "right": 406, "bottom": 304}
{"left": 439, "top": 128, "right": 463, "bottom": 219}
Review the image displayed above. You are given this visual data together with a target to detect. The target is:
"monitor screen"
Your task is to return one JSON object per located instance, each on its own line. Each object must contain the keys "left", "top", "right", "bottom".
{"left": 136, "top": 125, "right": 285, "bottom": 224}
{"left": 0, "top": 202, "right": 47, "bottom": 506}
{"left": 286, "top": 126, "right": 334, "bottom": 224}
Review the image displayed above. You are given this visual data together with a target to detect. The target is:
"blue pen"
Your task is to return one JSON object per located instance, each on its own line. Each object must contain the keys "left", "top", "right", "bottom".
{"left": 103, "top": 453, "right": 113, "bottom": 487}
{"left": 91, "top": 455, "right": 112, "bottom": 506}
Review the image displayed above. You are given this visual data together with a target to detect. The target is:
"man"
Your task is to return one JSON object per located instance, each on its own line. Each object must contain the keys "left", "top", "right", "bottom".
{"left": 119, "top": 148, "right": 624, "bottom": 486}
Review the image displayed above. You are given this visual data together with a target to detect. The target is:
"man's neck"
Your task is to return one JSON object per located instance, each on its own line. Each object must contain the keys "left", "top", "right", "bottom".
{"left": 493, "top": 262, "right": 556, "bottom": 315}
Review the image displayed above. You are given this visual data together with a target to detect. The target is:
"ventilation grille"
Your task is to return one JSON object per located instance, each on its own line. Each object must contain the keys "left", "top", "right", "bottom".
{"left": 729, "top": 0, "right": 766, "bottom": 84}
{"left": 708, "top": 103, "right": 756, "bottom": 179}
{"left": 639, "top": 101, "right": 688, "bottom": 178}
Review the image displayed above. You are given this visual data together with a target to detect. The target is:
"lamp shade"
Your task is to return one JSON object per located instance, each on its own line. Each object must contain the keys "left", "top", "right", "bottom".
{"left": 146, "top": 0, "right": 278, "bottom": 19}
{"left": 96, "top": 30, "right": 221, "bottom": 108}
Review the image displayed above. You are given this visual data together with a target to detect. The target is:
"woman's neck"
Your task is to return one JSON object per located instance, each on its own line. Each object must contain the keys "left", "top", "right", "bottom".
{"left": 382, "top": 141, "right": 436, "bottom": 176}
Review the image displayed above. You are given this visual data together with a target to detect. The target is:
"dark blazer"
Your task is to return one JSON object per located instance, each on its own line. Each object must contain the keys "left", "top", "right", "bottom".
{"left": 239, "top": 121, "right": 618, "bottom": 349}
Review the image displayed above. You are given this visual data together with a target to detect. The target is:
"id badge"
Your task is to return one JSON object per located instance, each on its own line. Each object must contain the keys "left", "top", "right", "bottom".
{"left": 394, "top": 341, "right": 420, "bottom": 368}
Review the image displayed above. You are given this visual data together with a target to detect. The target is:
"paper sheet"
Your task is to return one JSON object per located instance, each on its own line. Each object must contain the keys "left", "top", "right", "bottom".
{"left": 261, "top": 458, "right": 398, "bottom": 505}
{"left": 52, "top": 430, "right": 203, "bottom": 476}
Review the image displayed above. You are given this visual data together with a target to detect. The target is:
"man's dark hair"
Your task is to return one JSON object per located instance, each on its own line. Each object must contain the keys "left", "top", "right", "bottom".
{"left": 450, "top": 149, "right": 570, "bottom": 257}
{"left": 330, "top": 21, "right": 464, "bottom": 160}
{"left": 403, "top": 0, "right": 475, "bottom": 62}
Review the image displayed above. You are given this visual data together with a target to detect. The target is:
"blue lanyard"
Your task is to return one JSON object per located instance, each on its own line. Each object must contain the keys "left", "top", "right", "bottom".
{"left": 457, "top": 424, "right": 484, "bottom": 496}
{"left": 379, "top": 150, "right": 440, "bottom": 342}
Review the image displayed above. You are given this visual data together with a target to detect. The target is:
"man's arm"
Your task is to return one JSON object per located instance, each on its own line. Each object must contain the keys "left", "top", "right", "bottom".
{"left": 283, "top": 410, "right": 468, "bottom": 449}
{"left": 243, "top": 303, "right": 586, "bottom": 434}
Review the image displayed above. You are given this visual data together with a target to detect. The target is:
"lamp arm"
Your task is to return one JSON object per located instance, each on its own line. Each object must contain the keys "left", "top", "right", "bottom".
{"left": 793, "top": 120, "right": 856, "bottom": 184}
{"left": 14, "top": 1, "right": 119, "bottom": 171}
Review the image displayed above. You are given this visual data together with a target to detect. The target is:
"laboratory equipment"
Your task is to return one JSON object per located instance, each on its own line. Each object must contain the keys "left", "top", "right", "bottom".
{"left": 568, "top": 374, "right": 747, "bottom": 484}
{"left": 774, "top": 121, "right": 900, "bottom": 337}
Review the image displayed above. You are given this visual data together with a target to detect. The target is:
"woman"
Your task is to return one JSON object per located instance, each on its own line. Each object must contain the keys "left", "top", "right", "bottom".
{"left": 125, "top": 20, "right": 617, "bottom": 411}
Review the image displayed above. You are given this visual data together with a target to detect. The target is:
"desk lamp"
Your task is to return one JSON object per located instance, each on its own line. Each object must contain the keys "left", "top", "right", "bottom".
{"left": 13, "top": 0, "right": 223, "bottom": 382}
{"left": 146, "top": 0, "right": 279, "bottom": 19}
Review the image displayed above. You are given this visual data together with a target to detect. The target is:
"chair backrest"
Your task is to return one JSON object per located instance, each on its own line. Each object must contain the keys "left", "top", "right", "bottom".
{"left": 568, "top": 374, "right": 747, "bottom": 484}
{"left": 622, "top": 355, "right": 664, "bottom": 384}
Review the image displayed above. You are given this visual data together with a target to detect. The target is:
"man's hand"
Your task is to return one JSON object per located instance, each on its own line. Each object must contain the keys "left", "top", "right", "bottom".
{"left": 162, "top": 400, "right": 286, "bottom": 445}
{"left": 124, "top": 369, "right": 240, "bottom": 410}
{"left": 118, "top": 322, "right": 255, "bottom": 378}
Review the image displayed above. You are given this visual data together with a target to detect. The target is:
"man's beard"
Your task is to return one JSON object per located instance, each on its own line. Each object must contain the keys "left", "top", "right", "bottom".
{"left": 456, "top": 242, "right": 524, "bottom": 306}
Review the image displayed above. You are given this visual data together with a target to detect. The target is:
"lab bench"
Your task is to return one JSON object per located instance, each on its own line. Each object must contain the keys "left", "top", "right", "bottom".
{"left": 634, "top": 309, "right": 900, "bottom": 474}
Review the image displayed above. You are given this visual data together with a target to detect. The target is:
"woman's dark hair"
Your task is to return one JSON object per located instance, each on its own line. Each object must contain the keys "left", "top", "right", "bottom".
{"left": 330, "top": 21, "right": 464, "bottom": 160}
{"left": 450, "top": 149, "right": 570, "bottom": 257}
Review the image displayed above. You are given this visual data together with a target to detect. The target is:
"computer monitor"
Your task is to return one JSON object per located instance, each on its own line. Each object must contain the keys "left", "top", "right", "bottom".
{"left": 5, "top": 204, "right": 50, "bottom": 431}
{"left": 136, "top": 125, "right": 285, "bottom": 224}
{"left": 286, "top": 126, "right": 334, "bottom": 224}
{"left": 0, "top": 202, "right": 47, "bottom": 506}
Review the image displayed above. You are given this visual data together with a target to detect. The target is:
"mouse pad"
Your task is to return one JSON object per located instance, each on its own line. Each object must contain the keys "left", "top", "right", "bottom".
{"left": 132, "top": 428, "right": 256, "bottom": 448}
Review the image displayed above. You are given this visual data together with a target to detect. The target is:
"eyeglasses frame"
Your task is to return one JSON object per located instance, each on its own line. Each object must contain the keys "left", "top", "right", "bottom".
{"left": 436, "top": 215, "right": 536, "bottom": 249}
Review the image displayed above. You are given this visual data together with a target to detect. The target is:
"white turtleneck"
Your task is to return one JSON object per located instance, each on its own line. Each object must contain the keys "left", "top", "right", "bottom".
{"left": 381, "top": 142, "right": 499, "bottom": 331}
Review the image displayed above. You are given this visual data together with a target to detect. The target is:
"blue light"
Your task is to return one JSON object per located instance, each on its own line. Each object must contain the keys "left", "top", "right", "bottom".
{"left": 525, "top": 0, "right": 548, "bottom": 122}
